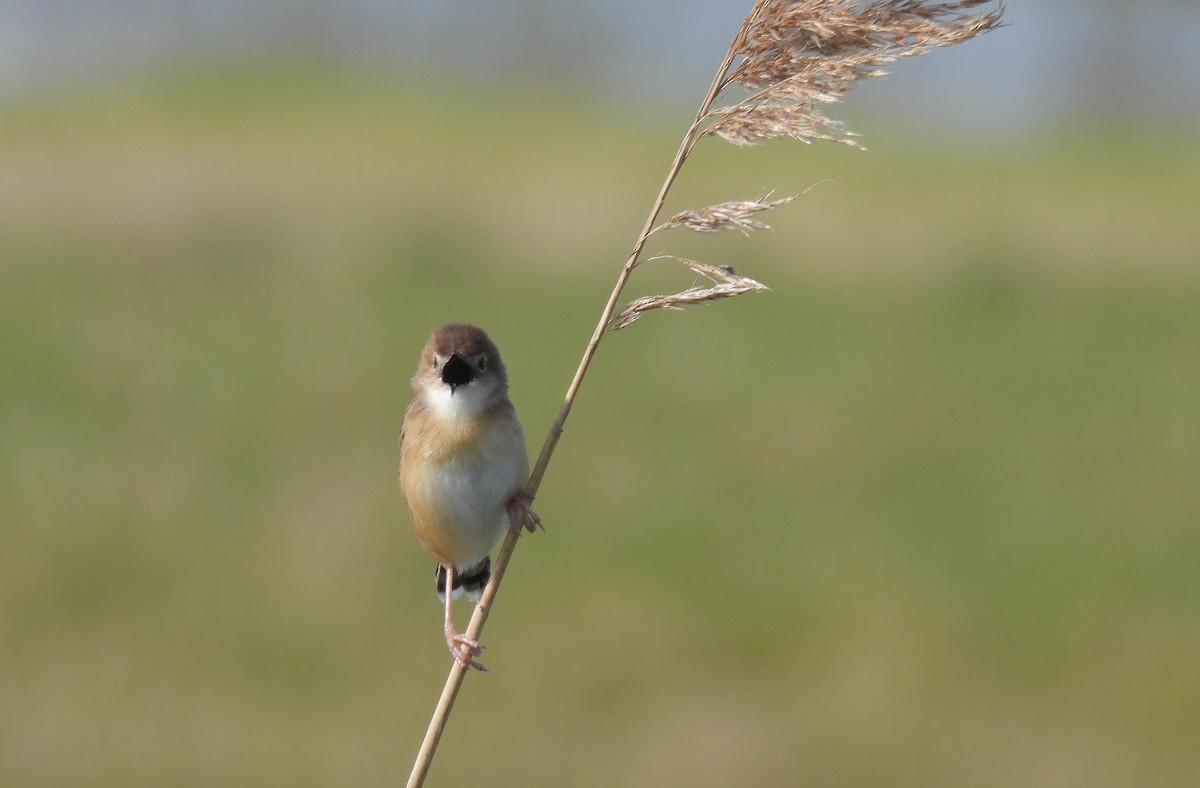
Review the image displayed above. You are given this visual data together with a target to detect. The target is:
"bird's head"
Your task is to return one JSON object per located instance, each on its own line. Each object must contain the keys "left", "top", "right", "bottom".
{"left": 413, "top": 323, "right": 508, "bottom": 418}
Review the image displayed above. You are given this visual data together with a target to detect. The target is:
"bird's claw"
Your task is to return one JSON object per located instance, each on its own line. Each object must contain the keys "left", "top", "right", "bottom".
{"left": 506, "top": 488, "right": 542, "bottom": 534}
{"left": 446, "top": 632, "right": 487, "bottom": 672}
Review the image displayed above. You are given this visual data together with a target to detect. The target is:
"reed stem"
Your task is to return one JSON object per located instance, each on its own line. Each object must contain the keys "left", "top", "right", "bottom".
{"left": 404, "top": 7, "right": 761, "bottom": 785}
{"left": 406, "top": 0, "right": 999, "bottom": 780}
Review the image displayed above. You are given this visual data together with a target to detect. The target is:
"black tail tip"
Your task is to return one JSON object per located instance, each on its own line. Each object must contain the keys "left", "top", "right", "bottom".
{"left": 435, "top": 558, "right": 491, "bottom": 602}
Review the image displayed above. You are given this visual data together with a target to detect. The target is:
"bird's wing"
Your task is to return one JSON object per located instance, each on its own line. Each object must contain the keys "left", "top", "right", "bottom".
{"left": 397, "top": 397, "right": 421, "bottom": 479}
{"left": 397, "top": 401, "right": 411, "bottom": 478}
{"left": 397, "top": 422, "right": 405, "bottom": 476}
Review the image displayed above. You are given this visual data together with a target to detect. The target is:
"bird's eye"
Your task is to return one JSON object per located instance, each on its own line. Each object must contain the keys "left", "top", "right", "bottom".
{"left": 476, "top": 357, "right": 488, "bottom": 372}
{"left": 431, "top": 356, "right": 440, "bottom": 369}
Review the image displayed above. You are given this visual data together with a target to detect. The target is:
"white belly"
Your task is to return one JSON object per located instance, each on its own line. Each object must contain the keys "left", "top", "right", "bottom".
{"left": 405, "top": 418, "right": 529, "bottom": 568}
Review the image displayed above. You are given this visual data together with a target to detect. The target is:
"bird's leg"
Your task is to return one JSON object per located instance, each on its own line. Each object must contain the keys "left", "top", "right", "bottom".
{"left": 442, "top": 564, "right": 487, "bottom": 671}
{"left": 506, "top": 487, "right": 542, "bottom": 534}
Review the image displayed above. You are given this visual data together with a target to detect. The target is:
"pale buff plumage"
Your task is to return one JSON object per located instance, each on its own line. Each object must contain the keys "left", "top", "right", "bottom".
{"left": 401, "top": 396, "right": 528, "bottom": 572}
{"left": 398, "top": 324, "right": 538, "bottom": 670}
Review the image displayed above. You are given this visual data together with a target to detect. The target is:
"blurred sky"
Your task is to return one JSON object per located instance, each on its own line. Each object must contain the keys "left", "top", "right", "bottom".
{"left": 2, "top": 0, "right": 1199, "bottom": 141}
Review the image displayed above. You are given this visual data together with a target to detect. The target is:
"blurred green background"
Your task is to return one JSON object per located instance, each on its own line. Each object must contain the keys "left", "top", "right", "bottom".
{"left": 3, "top": 2, "right": 1199, "bottom": 786}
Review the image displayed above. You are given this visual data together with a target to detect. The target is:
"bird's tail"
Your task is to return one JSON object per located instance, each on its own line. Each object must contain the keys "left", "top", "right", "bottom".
{"left": 435, "top": 558, "right": 490, "bottom": 604}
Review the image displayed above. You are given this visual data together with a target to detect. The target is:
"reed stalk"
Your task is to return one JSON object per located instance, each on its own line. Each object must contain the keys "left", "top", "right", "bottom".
{"left": 407, "top": 2, "right": 1001, "bottom": 784}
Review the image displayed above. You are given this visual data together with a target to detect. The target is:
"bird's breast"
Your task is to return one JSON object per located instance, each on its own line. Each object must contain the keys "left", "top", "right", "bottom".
{"left": 401, "top": 408, "right": 529, "bottom": 568}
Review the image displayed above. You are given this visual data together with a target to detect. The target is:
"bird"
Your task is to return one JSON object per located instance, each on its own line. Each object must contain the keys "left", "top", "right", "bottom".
{"left": 398, "top": 324, "right": 540, "bottom": 670}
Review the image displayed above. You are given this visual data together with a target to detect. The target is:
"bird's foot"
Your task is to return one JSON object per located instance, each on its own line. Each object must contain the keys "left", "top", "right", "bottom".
{"left": 445, "top": 626, "right": 487, "bottom": 672}
{"left": 506, "top": 488, "right": 542, "bottom": 534}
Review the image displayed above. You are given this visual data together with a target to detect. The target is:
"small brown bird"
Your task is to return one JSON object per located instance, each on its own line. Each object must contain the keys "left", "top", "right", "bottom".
{"left": 398, "top": 324, "right": 540, "bottom": 670}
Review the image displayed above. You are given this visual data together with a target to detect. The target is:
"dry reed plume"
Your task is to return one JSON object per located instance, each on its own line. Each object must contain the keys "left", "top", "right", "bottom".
{"left": 408, "top": 2, "right": 1001, "bottom": 784}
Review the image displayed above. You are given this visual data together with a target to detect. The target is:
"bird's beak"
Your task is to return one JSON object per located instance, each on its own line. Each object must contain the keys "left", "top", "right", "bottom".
{"left": 440, "top": 353, "right": 473, "bottom": 395}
